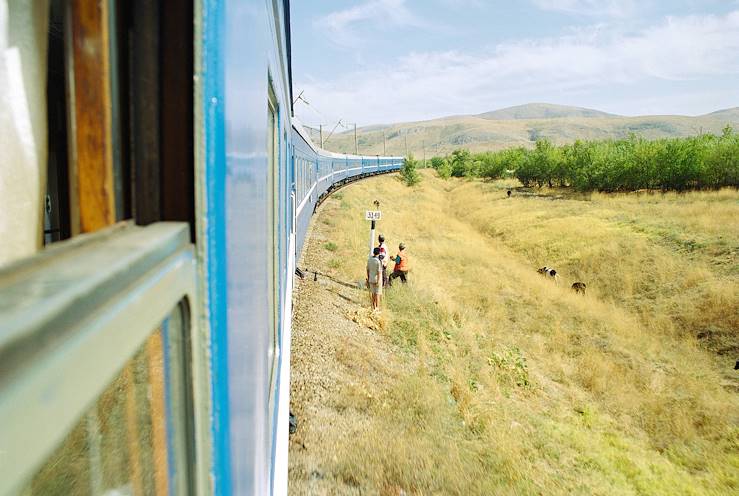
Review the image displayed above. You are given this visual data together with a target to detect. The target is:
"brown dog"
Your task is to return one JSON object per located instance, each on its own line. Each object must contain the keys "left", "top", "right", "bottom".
{"left": 571, "top": 282, "right": 586, "bottom": 295}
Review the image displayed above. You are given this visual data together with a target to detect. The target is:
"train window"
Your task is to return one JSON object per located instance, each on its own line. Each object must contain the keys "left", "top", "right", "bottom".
{"left": 18, "top": 306, "right": 193, "bottom": 496}
{"left": 267, "top": 82, "right": 280, "bottom": 407}
{"left": 0, "top": 223, "right": 202, "bottom": 496}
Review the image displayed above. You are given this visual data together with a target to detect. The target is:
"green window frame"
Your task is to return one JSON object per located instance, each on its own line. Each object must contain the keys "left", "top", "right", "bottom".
{"left": 0, "top": 223, "right": 211, "bottom": 495}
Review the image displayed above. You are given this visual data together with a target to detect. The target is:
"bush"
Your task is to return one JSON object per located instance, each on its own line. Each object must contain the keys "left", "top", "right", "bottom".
{"left": 430, "top": 156, "right": 445, "bottom": 170}
{"left": 478, "top": 152, "right": 506, "bottom": 180}
{"left": 450, "top": 149, "right": 473, "bottom": 177}
{"left": 436, "top": 159, "right": 452, "bottom": 179}
{"left": 400, "top": 154, "right": 422, "bottom": 186}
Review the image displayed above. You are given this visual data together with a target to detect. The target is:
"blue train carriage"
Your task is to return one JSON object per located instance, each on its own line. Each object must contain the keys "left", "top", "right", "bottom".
{"left": 0, "top": 1, "right": 401, "bottom": 495}
{"left": 291, "top": 120, "right": 403, "bottom": 258}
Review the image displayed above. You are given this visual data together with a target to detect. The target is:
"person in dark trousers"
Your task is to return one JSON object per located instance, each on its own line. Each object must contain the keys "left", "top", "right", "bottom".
{"left": 388, "top": 242, "right": 409, "bottom": 286}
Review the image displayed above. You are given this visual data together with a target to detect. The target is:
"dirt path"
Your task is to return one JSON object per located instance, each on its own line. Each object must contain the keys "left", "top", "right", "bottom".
{"left": 288, "top": 197, "right": 409, "bottom": 495}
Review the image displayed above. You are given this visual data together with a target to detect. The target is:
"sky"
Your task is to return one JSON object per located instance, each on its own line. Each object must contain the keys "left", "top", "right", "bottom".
{"left": 290, "top": 0, "right": 739, "bottom": 127}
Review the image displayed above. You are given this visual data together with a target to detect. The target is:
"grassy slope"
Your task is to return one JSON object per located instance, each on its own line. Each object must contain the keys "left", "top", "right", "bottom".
{"left": 319, "top": 113, "right": 739, "bottom": 157}
{"left": 315, "top": 170, "right": 738, "bottom": 495}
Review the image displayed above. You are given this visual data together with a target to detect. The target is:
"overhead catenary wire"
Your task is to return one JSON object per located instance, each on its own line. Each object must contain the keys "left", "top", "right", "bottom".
{"left": 293, "top": 89, "right": 367, "bottom": 153}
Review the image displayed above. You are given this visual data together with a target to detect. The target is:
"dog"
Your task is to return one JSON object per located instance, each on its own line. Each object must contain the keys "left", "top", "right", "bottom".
{"left": 571, "top": 282, "right": 587, "bottom": 295}
{"left": 537, "top": 266, "right": 559, "bottom": 284}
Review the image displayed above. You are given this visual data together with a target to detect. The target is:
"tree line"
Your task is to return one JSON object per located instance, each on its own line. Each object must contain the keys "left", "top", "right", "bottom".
{"left": 428, "top": 127, "right": 739, "bottom": 192}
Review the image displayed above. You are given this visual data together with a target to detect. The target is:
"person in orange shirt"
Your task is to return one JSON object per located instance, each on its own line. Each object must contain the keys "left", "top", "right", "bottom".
{"left": 388, "top": 242, "right": 409, "bottom": 286}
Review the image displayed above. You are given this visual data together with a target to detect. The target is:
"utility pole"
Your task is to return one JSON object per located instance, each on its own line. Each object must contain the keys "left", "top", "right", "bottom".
{"left": 383, "top": 130, "right": 387, "bottom": 155}
{"left": 323, "top": 119, "right": 344, "bottom": 147}
{"left": 354, "top": 123, "right": 358, "bottom": 155}
{"left": 404, "top": 131, "right": 408, "bottom": 157}
{"left": 319, "top": 124, "right": 324, "bottom": 148}
{"left": 423, "top": 140, "right": 426, "bottom": 168}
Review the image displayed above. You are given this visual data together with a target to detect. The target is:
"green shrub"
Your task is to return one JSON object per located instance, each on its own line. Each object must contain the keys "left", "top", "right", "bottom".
{"left": 430, "top": 156, "right": 445, "bottom": 170}
{"left": 448, "top": 149, "right": 470, "bottom": 177}
{"left": 400, "top": 154, "right": 422, "bottom": 186}
{"left": 437, "top": 159, "right": 452, "bottom": 179}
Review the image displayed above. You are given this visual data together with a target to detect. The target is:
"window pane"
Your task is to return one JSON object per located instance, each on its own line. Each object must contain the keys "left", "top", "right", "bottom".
{"left": 18, "top": 304, "right": 192, "bottom": 495}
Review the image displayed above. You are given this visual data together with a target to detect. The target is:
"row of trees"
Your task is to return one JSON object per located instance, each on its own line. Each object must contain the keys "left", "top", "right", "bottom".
{"left": 428, "top": 127, "right": 739, "bottom": 192}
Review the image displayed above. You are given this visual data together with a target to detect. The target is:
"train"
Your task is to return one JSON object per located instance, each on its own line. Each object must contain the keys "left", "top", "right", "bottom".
{"left": 0, "top": 1, "right": 402, "bottom": 495}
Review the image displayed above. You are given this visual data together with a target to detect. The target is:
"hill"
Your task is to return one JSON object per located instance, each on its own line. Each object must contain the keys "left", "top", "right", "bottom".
{"left": 477, "top": 102, "right": 616, "bottom": 120}
{"left": 289, "top": 171, "right": 738, "bottom": 494}
{"left": 704, "top": 107, "right": 739, "bottom": 120}
{"left": 313, "top": 104, "right": 739, "bottom": 157}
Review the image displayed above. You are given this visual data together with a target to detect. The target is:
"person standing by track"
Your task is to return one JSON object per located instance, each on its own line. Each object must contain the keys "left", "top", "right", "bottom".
{"left": 366, "top": 247, "right": 383, "bottom": 310}
{"left": 388, "top": 242, "right": 409, "bottom": 286}
{"left": 378, "top": 234, "right": 389, "bottom": 287}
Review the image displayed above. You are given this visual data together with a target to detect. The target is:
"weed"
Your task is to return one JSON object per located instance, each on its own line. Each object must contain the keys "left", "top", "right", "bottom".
{"left": 488, "top": 346, "right": 531, "bottom": 389}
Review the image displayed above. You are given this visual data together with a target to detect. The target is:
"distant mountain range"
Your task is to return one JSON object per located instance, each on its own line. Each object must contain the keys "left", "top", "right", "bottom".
{"left": 476, "top": 103, "right": 616, "bottom": 120}
{"left": 312, "top": 103, "right": 739, "bottom": 157}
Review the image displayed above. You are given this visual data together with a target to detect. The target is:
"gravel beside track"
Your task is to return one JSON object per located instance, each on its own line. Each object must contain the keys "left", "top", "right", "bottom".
{"left": 288, "top": 198, "right": 409, "bottom": 495}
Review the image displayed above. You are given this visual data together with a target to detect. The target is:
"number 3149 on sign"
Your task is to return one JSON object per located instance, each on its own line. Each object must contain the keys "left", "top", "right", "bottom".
{"left": 365, "top": 210, "right": 382, "bottom": 221}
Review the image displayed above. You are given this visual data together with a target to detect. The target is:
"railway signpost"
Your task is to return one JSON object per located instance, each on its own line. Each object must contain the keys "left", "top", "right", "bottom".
{"left": 366, "top": 201, "right": 381, "bottom": 255}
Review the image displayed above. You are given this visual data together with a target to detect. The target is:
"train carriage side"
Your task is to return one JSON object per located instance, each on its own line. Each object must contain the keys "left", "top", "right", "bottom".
{"left": 291, "top": 123, "right": 403, "bottom": 260}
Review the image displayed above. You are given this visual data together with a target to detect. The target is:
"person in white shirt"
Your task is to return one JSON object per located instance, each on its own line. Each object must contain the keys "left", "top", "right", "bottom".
{"left": 366, "top": 247, "right": 382, "bottom": 310}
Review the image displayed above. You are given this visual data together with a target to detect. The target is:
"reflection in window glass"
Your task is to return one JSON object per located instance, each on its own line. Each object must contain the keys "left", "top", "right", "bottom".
{"left": 19, "top": 303, "right": 192, "bottom": 495}
{"left": 267, "top": 85, "right": 280, "bottom": 414}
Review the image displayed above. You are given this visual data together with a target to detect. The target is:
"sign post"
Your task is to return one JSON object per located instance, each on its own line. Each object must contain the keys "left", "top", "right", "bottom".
{"left": 365, "top": 209, "right": 381, "bottom": 255}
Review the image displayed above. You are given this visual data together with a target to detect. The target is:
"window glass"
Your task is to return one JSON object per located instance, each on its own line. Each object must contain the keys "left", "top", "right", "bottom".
{"left": 18, "top": 304, "right": 193, "bottom": 495}
{"left": 267, "top": 85, "right": 280, "bottom": 411}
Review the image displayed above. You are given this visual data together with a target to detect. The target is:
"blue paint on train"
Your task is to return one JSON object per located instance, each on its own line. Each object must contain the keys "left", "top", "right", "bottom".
{"left": 200, "top": 0, "right": 232, "bottom": 494}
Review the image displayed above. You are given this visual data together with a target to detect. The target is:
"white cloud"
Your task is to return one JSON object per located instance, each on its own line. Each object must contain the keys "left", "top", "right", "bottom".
{"left": 437, "top": 0, "right": 484, "bottom": 7}
{"left": 531, "top": 0, "right": 640, "bottom": 18}
{"left": 314, "top": 0, "right": 427, "bottom": 47}
{"left": 296, "top": 10, "right": 739, "bottom": 125}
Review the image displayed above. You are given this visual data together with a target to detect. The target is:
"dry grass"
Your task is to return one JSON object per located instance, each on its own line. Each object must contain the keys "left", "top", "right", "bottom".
{"left": 303, "top": 171, "right": 739, "bottom": 495}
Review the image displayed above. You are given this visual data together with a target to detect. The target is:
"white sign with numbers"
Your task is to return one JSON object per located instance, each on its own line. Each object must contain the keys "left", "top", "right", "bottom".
{"left": 365, "top": 210, "right": 382, "bottom": 221}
